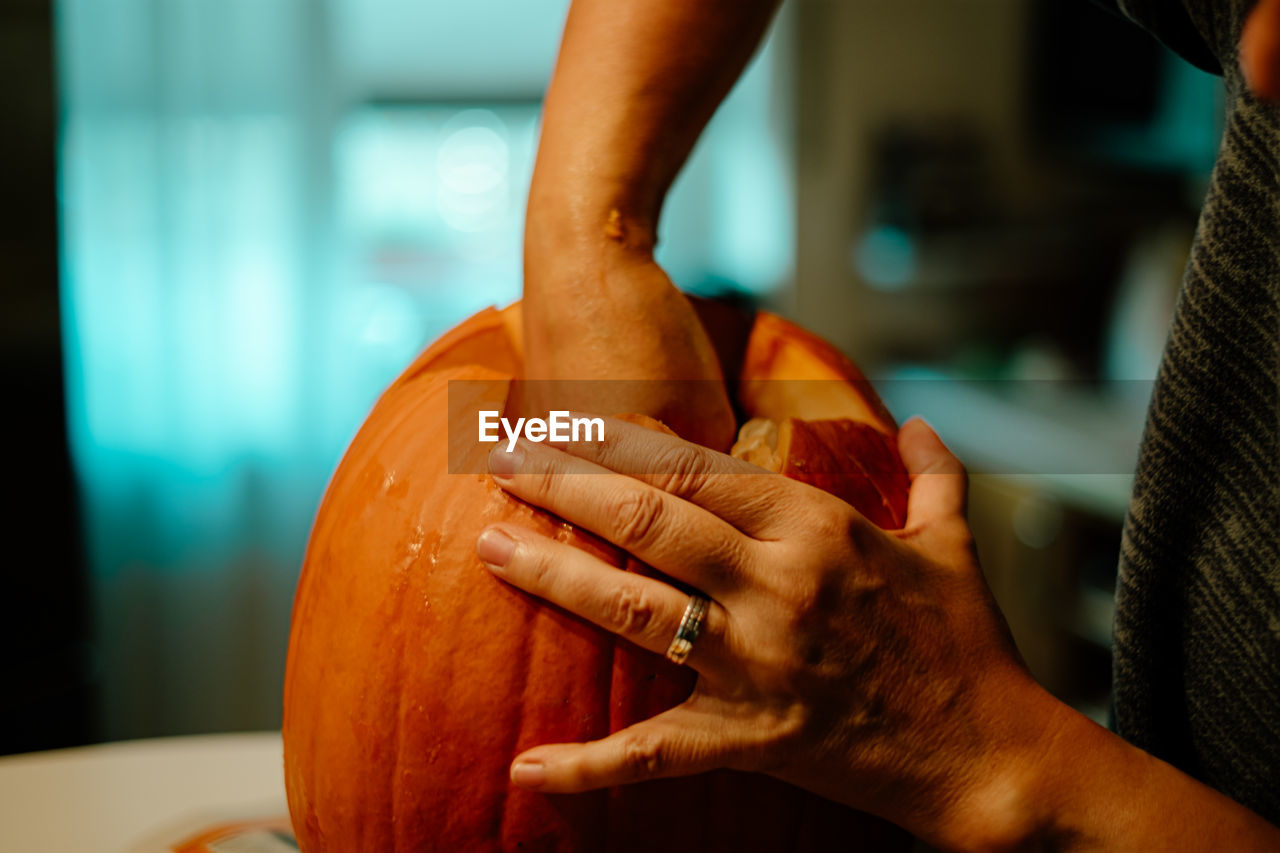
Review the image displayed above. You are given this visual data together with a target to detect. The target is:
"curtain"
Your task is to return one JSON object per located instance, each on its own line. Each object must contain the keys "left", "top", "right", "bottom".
{"left": 57, "top": 0, "right": 791, "bottom": 741}
{"left": 57, "top": 0, "right": 340, "bottom": 739}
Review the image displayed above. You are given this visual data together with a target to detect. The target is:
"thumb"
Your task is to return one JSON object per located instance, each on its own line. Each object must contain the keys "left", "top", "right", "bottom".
{"left": 898, "top": 416, "right": 967, "bottom": 527}
{"left": 509, "top": 703, "right": 724, "bottom": 793}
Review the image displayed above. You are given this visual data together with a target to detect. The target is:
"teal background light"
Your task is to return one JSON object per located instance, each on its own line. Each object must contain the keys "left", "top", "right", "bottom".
{"left": 57, "top": 0, "right": 328, "bottom": 740}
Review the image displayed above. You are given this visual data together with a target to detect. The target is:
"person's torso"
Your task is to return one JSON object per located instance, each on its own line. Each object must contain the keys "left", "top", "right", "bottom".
{"left": 1105, "top": 0, "right": 1280, "bottom": 822}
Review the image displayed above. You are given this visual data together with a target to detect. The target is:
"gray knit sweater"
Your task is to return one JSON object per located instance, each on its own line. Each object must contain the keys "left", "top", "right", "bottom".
{"left": 1104, "top": 0, "right": 1280, "bottom": 824}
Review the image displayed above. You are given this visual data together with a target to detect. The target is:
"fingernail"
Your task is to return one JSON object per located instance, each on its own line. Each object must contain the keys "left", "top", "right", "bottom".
{"left": 489, "top": 443, "right": 524, "bottom": 479}
{"left": 511, "top": 760, "right": 546, "bottom": 788}
{"left": 476, "top": 528, "right": 516, "bottom": 569}
{"left": 904, "top": 415, "right": 933, "bottom": 431}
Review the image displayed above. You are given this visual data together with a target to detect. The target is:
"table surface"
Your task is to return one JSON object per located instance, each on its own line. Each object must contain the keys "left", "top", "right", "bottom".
{"left": 0, "top": 732, "right": 286, "bottom": 853}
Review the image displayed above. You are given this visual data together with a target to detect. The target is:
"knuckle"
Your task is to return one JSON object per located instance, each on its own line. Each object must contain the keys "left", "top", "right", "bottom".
{"left": 520, "top": 546, "right": 555, "bottom": 592}
{"left": 820, "top": 501, "right": 862, "bottom": 542}
{"left": 709, "top": 537, "right": 751, "bottom": 589}
{"left": 741, "top": 707, "right": 811, "bottom": 774}
{"left": 651, "top": 446, "right": 710, "bottom": 498}
{"left": 782, "top": 583, "right": 833, "bottom": 650}
{"left": 606, "top": 584, "right": 658, "bottom": 638}
{"left": 792, "top": 497, "right": 859, "bottom": 550}
{"left": 521, "top": 455, "right": 557, "bottom": 501}
{"left": 610, "top": 489, "right": 665, "bottom": 550}
{"left": 775, "top": 572, "right": 850, "bottom": 671}
{"left": 787, "top": 578, "right": 825, "bottom": 623}
{"left": 621, "top": 733, "right": 665, "bottom": 779}
{"left": 943, "top": 519, "right": 977, "bottom": 554}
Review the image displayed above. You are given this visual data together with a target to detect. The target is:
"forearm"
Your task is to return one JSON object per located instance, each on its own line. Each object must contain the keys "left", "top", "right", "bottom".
{"left": 518, "top": 0, "right": 775, "bottom": 445}
{"left": 527, "top": 0, "right": 780, "bottom": 257}
{"left": 940, "top": 687, "right": 1280, "bottom": 852}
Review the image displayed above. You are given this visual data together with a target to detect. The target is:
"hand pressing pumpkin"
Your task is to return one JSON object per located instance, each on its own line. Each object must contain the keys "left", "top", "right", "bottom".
{"left": 520, "top": 217, "right": 737, "bottom": 452}
{"left": 476, "top": 417, "right": 1052, "bottom": 850}
{"left": 479, "top": 419, "right": 1280, "bottom": 852}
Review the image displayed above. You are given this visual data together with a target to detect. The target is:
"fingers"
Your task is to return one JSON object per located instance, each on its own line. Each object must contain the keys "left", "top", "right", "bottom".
{"left": 508, "top": 703, "right": 728, "bottom": 793}
{"left": 477, "top": 525, "right": 728, "bottom": 675}
{"left": 489, "top": 439, "right": 754, "bottom": 598}
{"left": 523, "top": 415, "right": 798, "bottom": 539}
{"left": 897, "top": 417, "right": 967, "bottom": 527}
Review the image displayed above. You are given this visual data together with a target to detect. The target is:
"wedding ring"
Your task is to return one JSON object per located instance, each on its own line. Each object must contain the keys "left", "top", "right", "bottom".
{"left": 665, "top": 593, "right": 710, "bottom": 665}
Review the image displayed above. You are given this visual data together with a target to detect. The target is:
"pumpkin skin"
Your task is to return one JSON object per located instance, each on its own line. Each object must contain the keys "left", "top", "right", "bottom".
{"left": 283, "top": 303, "right": 912, "bottom": 852}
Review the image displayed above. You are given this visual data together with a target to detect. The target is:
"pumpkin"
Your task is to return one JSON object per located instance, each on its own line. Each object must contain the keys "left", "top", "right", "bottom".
{"left": 282, "top": 301, "right": 913, "bottom": 851}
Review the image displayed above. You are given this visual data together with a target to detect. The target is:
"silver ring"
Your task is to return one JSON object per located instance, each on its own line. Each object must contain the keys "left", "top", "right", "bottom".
{"left": 665, "top": 593, "right": 710, "bottom": 665}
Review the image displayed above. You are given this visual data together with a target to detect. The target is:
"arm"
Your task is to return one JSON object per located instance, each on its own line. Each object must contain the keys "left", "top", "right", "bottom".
{"left": 527, "top": 0, "right": 780, "bottom": 255}
{"left": 520, "top": 0, "right": 780, "bottom": 450}
{"left": 476, "top": 420, "right": 1280, "bottom": 851}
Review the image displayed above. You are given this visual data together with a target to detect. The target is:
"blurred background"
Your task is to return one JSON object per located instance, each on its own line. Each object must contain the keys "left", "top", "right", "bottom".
{"left": 3, "top": 0, "right": 1221, "bottom": 754}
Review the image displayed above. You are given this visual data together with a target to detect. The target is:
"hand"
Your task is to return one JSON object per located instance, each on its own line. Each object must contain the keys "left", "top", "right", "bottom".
{"left": 520, "top": 233, "right": 737, "bottom": 451}
{"left": 520, "top": 246, "right": 737, "bottom": 450}
{"left": 475, "top": 416, "right": 1074, "bottom": 848}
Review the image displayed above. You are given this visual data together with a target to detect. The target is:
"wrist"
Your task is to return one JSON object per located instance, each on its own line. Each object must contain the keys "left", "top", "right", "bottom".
{"left": 525, "top": 165, "right": 662, "bottom": 264}
{"left": 928, "top": 675, "right": 1083, "bottom": 852}
{"left": 523, "top": 183, "right": 668, "bottom": 318}
{"left": 918, "top": 681, "right": 1280, "bottom": 853}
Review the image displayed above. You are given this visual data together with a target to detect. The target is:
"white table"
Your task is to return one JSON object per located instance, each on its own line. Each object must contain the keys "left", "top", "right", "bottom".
{"left": 0, "top": 732, "right": 287, "bottom": 853}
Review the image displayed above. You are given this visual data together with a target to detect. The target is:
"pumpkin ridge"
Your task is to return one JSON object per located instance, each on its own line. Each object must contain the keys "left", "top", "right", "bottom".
{"left": 287, "top": 373, "right": 439, "bottom": 851}
{"left": 387, "top": 569, "right": 412, "bottom": 853}
{"left": 496, "top": 559, "right": 536, "bottom": 849}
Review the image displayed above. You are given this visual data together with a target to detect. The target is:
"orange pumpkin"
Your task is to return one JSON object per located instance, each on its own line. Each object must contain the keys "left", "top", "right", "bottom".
{"left": 283, "top": 302, "right": 912, "bottom": 851}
